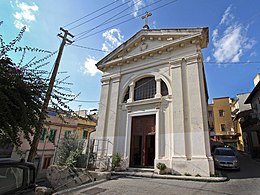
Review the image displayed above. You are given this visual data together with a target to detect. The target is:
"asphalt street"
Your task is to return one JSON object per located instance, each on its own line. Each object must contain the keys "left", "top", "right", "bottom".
{"left": 60, "top": 153, "right": 260, "bottom": 195}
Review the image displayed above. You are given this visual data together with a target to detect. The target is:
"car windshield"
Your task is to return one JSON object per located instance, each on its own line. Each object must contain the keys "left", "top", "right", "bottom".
{"left": 214, "top": 148, "right": 235, "bottom": 156}
{"left": 0, "top": 167, "right": 24, "bottom": 194}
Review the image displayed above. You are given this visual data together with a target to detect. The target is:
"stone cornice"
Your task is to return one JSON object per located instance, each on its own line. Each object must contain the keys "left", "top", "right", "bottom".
{"left": 98, "top": 33, "right": 203, "bottom": 71}
{"left": 125, "top": 97, "right": 162, "bottom": 109}
{"left": 101, "top": 74, "right": 121, "bottom": 85}
{"left": 169, "top": 53, "right": 201, "bottom": 68}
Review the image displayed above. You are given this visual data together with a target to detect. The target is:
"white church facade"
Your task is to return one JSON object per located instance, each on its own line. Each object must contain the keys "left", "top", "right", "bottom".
{"left": 95, "top": 27, "right": 214, "bottom": 176}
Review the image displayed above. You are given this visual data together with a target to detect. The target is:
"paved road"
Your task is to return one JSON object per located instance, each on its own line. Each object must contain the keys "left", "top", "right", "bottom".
{"left": 217, "top": 152, "right": 260, "bottom": 179}
{"left": 61, "top": 153, "right": 260, "bottom": 195}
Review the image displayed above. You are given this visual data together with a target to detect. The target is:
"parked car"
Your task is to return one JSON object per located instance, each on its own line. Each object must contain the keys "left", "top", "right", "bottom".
{"left": 213, "top": 147, "right": 240, "bottom": 170}
{"left": 0, "top": 159, "right": 36, "bottom": 195}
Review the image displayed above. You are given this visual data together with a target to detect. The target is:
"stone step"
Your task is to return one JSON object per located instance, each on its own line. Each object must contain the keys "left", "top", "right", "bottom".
{"left": 127, "top": 167, "right": 154, "bottom": 173}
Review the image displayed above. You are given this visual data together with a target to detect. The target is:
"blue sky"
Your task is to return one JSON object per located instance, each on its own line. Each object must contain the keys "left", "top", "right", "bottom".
{"left": 1, "top": 0, "right": 260, "bottom": 112}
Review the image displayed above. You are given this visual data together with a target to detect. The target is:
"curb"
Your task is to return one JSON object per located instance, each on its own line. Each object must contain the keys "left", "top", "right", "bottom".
{"left": 112, "top": 171, "right": 228, "bottom": 182}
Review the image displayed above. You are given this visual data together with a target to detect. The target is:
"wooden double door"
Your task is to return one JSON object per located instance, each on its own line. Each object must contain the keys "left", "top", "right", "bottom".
{"left": 130, "top": 115, "right": 155, "bottom": 167}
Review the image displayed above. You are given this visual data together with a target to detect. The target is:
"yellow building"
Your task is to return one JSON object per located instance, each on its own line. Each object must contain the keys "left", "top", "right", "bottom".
{"left": 77, "top": 116, "right": 97, "bottom": 140}
{"left": 209, "top": 97, "right": 241, "bottom": 149}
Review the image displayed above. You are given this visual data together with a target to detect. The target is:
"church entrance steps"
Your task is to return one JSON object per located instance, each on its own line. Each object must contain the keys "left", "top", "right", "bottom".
{"left": 127, "top": 167, "right": 154, "bottom": 173}
{"left": 111, "top": 170, "right": 228, "bottom": 182}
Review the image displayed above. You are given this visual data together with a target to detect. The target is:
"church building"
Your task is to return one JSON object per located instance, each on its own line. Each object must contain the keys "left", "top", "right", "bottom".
{"left": 95, "top": 23, "right": 214, "bottom": 176}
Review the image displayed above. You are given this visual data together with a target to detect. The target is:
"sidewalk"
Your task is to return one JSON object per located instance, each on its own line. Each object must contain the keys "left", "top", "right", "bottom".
{"left": 111, "top": 170, "right": 228, "bottom": 182}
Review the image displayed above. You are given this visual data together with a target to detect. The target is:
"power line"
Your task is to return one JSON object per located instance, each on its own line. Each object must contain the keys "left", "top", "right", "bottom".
{"left": 63, "top": 0, "right": 121, "bottom": 28}
{"left": 205, "top": 61, "right": 260, "bottom": 65}
{"left": 75, "top": 0, "right": 165, "bottom": 39}
{"left": 68, "top": 0, "right": 132, "bottom": 31}
{"left": 72, "top": 99, "right": 100, "bottom": 103}
{"left": 74, "top": 0, "right": 143, "bottom": 38}
{"left": 74, "top": 0, "right": 179, "bottom": 42}
{"left": 69, "top": 43, "right": 106, "bottom": 52}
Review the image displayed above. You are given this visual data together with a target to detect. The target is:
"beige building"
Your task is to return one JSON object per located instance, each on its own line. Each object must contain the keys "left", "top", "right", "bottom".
{"left": 95, "top": 27, "right": 214, "bottom": 176}
{"left": 12, "top": 110, "right": 96, "bottom": 175}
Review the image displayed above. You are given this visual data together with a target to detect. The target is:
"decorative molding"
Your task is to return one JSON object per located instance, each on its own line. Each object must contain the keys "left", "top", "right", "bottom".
{"left": 98, "top": 33, "right": 203, "bottom": 69}
{"left": 169, "top": 58, "right": 182, "bottom": 66}
{"left": 125, "top": 97, "right": 162, "bottom": 109}
{"left": 140, "top": 42, "right": 148, "bottom": 51}
{"left": 112, "top": 77, "right": 121, "bottom": 83}
{"left": 101, "top": 79, "right": 110, "bottom": 86}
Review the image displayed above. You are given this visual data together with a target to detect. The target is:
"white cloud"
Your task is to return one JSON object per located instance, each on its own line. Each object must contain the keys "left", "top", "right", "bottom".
{"left": 131, "top": 0, "right": 145, "bottom": 17}
{"left": 82, "top": 56, "right": 102, "bottom": 76}
{"left": 102, "top": 28, "right": 124, "bottom": 52}
{"left": 220, "top": 5, "right": 234, "bottom": 25}
{"left": 205, "top": 56, "right": 211, "bottom": 62}
{"left": 12, "top": 1, "right": 38, "bottom": 31}
{"left": 81, "top": 28, "right": 124, "bottom": 76}
{"left": 212, "top": 6, "right": 256, "bottom": 63}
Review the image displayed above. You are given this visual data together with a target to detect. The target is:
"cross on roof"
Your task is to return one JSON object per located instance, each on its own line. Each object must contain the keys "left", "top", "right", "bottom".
{"left": 141, "top": 11, "right": 152, "bottom": 29}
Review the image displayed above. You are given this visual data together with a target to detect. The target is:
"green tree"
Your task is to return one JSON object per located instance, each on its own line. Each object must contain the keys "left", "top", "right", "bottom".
{"left": 55, "top": 133, "right": 86, "bottom": 168}
{"left": 0, "top": 22, "right": 77, "bottom": 151}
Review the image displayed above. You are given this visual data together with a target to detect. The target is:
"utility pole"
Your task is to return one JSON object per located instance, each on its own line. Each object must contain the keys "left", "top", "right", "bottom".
{"left": 27, "top": 28, "right": 74, "bottom": 162}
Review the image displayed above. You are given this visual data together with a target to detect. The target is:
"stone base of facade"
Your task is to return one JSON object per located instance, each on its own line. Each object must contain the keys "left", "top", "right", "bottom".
{"left": 155, "top": 156, "right": 214, "bottom": 177}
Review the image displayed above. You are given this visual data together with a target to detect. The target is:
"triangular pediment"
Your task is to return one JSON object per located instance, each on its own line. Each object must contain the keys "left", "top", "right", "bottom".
{"left": 96, "top": 28, "right": 208, "bottom": 69}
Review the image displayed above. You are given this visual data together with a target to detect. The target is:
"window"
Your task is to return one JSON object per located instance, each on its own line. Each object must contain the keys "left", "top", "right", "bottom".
{"left": 123, "top": 77, "right": 169, "bottom": 103}
{"left": 221, "top": 124, "right": 226, "bottom": 131}
{"left": 42, "top": 157, "right": 52, "bottom": 169}
{"left": 161, "top": 80, "right": 168, "bottom": 96}
{"left": 83, "top": 130, "right": 88, "bottom": 139}
{"left": 123, "top": 87, "right": 130, "bottom": 103}
{"left": 134, "top": 77, "right": 156, "bottom": 101}
{"left": 48, "top": 129, "right": 57, "bottom": 143}
{"left": 219, "top": 110, "right": 224, "bottom": 117}
{"left": 64, "top": 130, "right": 71, "bottom": 138}
{"left": 40, "top": 128, "right": 47, "bottom": 142}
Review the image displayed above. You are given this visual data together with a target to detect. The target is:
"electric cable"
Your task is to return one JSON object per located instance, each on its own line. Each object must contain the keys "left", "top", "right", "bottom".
{"left": 68, "top": 0, "right": 132, "bottom": 31}
{"left": 69, "top": 44, "right": 106, "bottom": 52}
{"left": 75, "top": 0, "right": 164, "bottom": 39}
{"left": 74, "top": 0, "right": 144, "bottom": 38}
{"left": 74, "top": 0, "right": 179, "bottom": 42}
{"left": 63, "top": 0, "right": 121, "bottom": 28}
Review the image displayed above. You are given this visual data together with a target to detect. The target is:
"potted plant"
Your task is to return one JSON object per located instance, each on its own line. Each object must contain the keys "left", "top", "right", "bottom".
{"left": 112, "top": 153, "right": 122, "bottom": 171}
{"left": 156, "top": 162, "right": 167, "bottom": 175}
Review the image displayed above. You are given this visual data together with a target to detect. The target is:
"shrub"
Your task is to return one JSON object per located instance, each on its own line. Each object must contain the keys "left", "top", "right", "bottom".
{"left": 112, "top": 153, "right": 121, "bottom": 168}
{"left": 55, "top": 133, "right": 86, "bottom": 168}
{"left": 156, "top": 162, "right": 166, "bottom": 171}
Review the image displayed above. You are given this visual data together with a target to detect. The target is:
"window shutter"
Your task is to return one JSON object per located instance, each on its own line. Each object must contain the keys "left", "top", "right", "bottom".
{"left": 49, "top": 129, "right": 57, "bottom": 143}
{"left": 40, "top": 128, "right": 46, "bottom": 141}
